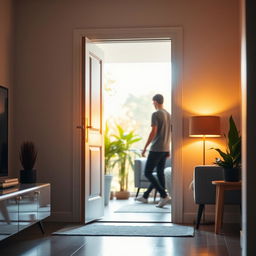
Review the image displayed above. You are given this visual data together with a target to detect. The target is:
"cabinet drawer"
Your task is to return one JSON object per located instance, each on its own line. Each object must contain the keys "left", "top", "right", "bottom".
{"left": 0, "top": 183, "right": 51, "bottom": 241}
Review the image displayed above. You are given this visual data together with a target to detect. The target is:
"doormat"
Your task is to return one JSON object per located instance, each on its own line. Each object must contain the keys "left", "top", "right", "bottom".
{"left": 115, "top": 202, "right": 171, "bottom": 213}
{"left": 52, "top": 223, "right": 194, "bottom": 237}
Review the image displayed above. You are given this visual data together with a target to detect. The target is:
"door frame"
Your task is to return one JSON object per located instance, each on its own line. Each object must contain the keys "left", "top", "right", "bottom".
{"left": 73, "top": 27, "right": 184, "bottom": 223}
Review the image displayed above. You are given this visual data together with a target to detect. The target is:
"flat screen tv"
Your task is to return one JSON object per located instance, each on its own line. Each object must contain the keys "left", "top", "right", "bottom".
{"left": 0, "top": 86, "right": 8, "bottom": 177}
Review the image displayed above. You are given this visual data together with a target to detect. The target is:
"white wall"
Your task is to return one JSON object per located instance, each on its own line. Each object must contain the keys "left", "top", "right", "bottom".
{"left": 14, "top": 0, "right": 241, "bottom": 221}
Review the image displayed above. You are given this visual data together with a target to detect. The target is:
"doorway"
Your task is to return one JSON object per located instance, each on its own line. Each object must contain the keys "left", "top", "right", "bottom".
{"left": 96, "top": 40, "right": 172, "bottom": 222}
{"left": 72, "top": 27, "right": 183, "bottom": 224}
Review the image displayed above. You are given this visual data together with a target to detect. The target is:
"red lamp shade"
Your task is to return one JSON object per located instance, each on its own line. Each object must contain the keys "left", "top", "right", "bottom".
{"left": 189, "top": 116, "right": 221, "bottom": 137}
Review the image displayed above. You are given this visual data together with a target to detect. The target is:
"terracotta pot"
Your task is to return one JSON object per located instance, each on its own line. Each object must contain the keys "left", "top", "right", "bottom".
{"left": 115, "top": 190, "right": 130, "bottom": 200}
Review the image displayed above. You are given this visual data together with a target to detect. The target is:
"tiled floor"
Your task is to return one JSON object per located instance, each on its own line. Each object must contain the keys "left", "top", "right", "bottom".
{"left": 0, "top": 197, "right": 241, "bottom": 256}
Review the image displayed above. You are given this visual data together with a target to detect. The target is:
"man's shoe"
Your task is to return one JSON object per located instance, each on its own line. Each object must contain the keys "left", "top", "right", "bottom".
{"left": 156, "top": 196, "right": 171, "bottom": 208}
{"left": 135, "top": 196, "right": 148, "bottom": 203}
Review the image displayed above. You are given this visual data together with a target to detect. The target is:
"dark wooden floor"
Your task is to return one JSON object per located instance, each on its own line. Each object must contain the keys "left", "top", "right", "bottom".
{"left": 0, "top": 198, "right": 241, "bottom": 256}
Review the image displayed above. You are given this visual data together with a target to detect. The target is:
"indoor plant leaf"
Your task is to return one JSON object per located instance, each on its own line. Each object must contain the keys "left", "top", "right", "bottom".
{"left": 228, "top": 116, "right": 240, "bottom": 155}
{"left": 211, "top": 116, "right": 241, "bottom": 170}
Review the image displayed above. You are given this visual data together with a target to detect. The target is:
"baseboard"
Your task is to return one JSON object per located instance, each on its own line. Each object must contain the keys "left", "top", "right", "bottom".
{"left": 184, "top": 212, "right": 241, "bottom": 224}
{"left": 47, "top": 211, "right": 74, "bottom": 222}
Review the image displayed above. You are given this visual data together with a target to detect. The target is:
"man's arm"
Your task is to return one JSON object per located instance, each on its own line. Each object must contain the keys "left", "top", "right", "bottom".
{"left": 142, "top": 125, "right": 157, "bottom": 157}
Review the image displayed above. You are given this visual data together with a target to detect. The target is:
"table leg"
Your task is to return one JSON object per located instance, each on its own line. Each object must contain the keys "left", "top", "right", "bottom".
{"left": 215, "top": 185, "right": 224, "bottom": 234}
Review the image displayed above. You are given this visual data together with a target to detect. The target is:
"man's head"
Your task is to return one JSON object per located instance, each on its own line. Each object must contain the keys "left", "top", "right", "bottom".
{"left": 152, "top": 94, "right": 164, "bottom": 109}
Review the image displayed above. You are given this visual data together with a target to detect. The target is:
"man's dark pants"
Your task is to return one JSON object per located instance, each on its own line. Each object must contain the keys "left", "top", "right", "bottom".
{"left": 143, "top": 151, "right": 168, "bottom": 199}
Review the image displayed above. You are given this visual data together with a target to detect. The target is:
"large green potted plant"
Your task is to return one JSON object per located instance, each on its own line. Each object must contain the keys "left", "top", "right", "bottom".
{"left": 113, "top": 124, "right": 141, "bottom": 199}
{"left": 211, "top": 116, "right": 241, "bottom": 181}
{"left": 104, "top": 123, "right": 119, "bottom": 205}
{"left": 20, "top": 141, "right": 38, "bottom": 183}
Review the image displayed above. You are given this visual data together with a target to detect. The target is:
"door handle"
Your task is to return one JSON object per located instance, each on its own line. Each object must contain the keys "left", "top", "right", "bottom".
{"left": 84, "top": 119, "right": 99, "bottom": 141}
{"left": 76, "top": 125, "right": 85, "bottom": 130}
{"left": 86, "top": 125, "right": 98, "bottom": 131}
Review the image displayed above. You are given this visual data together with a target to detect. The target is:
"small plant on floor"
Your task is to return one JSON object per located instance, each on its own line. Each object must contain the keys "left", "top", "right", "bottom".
{"left": 113, "top": 124, "right": 141, "bottom": 195}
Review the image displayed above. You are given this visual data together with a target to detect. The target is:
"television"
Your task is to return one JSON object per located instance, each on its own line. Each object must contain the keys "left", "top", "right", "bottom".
{"left": 0, "top": 86, "right": 8, "bottom": 177}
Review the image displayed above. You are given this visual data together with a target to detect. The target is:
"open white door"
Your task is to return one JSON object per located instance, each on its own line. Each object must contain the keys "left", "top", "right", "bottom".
{"left": 81, "top": 37, "right": 104, "bottom": 223}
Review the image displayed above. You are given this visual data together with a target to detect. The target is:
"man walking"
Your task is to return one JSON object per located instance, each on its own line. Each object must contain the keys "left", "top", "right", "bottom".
{"left": 136, "top": 94, "right": 171, "bottom": 207}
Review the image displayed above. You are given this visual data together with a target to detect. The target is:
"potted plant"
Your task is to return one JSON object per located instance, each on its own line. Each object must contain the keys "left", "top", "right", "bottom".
{"left": 113, "top": 124, "right": 141, "bottom": 199}
{"left": 211, "top": 116, "right": 241, "bottom": 181}
{"left": 104, "top": 123, "right": 118, "bottom": 206}
{"left": 20, "top": 141, "right": 38, "bottom": 183}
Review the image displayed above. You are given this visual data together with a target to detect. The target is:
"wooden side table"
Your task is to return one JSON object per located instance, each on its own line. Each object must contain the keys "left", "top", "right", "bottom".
{"left": 212, "top": 180, "right": 241, "bottom": 234}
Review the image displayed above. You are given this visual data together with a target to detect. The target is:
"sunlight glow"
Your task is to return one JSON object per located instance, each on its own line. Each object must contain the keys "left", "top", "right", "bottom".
{"left": 103, "top": 62, "right": 172, "bottom": 149}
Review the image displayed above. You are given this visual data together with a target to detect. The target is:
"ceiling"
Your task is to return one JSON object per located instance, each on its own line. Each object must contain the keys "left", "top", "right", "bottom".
{"left": 95, "top": 41, "right": 171, "bottom": 63}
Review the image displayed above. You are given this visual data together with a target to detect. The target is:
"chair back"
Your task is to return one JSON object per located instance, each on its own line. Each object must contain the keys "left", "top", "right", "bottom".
{"left": 193, "top": 166, "right": 241, "bottom": 205}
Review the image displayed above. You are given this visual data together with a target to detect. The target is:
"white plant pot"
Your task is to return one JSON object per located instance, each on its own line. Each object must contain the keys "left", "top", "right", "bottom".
{"left": 104, "top": 174, "right": 113, "bottom": 206}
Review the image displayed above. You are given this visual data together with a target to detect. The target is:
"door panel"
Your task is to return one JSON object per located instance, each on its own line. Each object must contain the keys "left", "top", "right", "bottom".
{"left": 82, "top": 37, "right": 104, "bottom": 223}
{"left": 90, "top": 57, "right": 102, "bottom": 130}
{"left": 89, "top": 147, "right": 102, "bottom": 197}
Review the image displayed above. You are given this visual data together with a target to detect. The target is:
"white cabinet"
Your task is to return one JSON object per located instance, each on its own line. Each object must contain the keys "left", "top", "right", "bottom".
{"left": 0, "top": 183, "right": 50, "bottom": 241}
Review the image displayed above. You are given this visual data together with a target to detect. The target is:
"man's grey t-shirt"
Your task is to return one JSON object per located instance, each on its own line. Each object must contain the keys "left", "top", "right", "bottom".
{"left": 150, "top": 109, "right": 171, "bottom": 152}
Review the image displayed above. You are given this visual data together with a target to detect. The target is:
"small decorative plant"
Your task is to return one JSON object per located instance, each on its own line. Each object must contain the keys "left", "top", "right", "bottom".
{"left": 211, "top": 116, "right": 241, "bottom": 181}
{"left": 20, "top": 141, "right": 37, "bottom": 170}
{"left": 211, "top": 116, "right": 241, "bottom": 169}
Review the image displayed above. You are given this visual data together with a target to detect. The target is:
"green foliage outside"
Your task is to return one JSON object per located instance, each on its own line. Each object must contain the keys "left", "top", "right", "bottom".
{"left": 123, "top": 93, "right": 156, "bottom": 149}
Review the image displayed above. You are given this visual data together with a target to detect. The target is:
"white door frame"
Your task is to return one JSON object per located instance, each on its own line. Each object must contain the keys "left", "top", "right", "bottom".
{"left": 73, "top": 27, "right": 183, "bottom": 223}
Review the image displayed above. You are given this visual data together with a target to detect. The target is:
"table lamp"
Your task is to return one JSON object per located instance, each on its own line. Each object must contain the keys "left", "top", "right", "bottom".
{"left": 189, "top": 116, "right": 221, "bottom": 165}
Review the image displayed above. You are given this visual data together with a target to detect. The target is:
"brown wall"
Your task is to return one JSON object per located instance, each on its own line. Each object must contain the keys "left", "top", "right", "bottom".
{"left": 14, "top": 0, "right": 241, "bottom": 221}
{"left": 0, "top": 0, "right": 14, "bottom": 87}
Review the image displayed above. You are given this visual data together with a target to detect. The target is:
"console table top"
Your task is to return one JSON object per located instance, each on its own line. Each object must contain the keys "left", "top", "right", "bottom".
{"left": 0, "top": 183, "right": 50, "bottom": 201}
